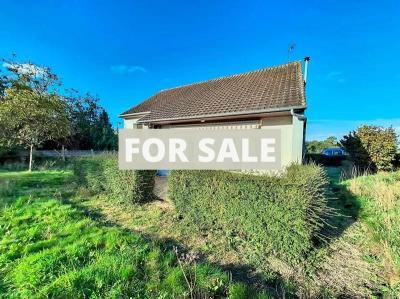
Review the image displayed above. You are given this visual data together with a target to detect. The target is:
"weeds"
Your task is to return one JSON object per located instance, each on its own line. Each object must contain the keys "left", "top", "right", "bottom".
{"left": 340, "top": 170, "right": 400, "bottom": 296}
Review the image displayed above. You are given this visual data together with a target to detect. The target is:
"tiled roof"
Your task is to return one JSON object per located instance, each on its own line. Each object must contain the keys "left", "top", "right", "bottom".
{"left": 120, "top": 61, "right": 306, "bottom": 122}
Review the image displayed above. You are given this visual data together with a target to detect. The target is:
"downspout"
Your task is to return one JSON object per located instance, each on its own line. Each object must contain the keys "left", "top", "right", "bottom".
{"left": 290, "top": 109, "right": 306, "bottom": 121}
{"left": 291, "top": 109, "right": 307, "bottom": 163}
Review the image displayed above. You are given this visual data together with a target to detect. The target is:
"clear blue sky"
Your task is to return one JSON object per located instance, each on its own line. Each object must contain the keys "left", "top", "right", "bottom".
{"left": 1, "top": 0, "right": 399, "bottom": 140}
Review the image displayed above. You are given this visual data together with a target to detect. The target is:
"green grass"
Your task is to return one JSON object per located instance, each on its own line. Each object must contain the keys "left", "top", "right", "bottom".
{"left": 327, "top": 168, "right": 400, "bottom": 297}
{"left": 2, "top": 165, "right": 399, "bottom": 297}
{"left": 0, "top": 170, "right": 268, "bottom": 298}
{"left": 342, "top": 171, "right": 400, "bottom": 293}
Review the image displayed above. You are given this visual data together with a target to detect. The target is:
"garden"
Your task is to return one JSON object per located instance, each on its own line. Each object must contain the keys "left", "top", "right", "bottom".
{"left": 1, "top": 145, "right": 399, "bottom": 297}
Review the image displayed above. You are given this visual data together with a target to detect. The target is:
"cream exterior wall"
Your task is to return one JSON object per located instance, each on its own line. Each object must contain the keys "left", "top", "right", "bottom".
{"left": 123, "top": 115, "right": 305, "bottom": 169}
{"left": 124, "top": 117, "right": 149, "bottom": 129}
{"left": 123, "top": 118, "right": 140, "bottom": 129}
{"left": 260, "top": 115, "right": 304, "bottom": 168}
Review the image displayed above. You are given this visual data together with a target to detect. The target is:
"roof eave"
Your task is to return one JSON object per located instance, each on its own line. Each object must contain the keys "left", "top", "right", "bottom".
{"left": 118, "top": 111, "right": 151, "bottom": 119}
{"left": 138, "top": 105, "right": 307, "bottom": 124}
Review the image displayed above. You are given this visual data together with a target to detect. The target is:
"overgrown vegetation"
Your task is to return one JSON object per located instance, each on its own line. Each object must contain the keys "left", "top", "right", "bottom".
{"left": 0, "top": 170, "right": 266, "bottom": 298}
{"left": 169, "top": 165, "right": 331, "bottom": 274}
{"left": 344, "top": 172, "right": 400, "bottom": 293}
{"left": 341, "top": 125, "right": 398, "bottom": 172}
{"left": 72, "top": 154, "right": 156, "bottom": 203}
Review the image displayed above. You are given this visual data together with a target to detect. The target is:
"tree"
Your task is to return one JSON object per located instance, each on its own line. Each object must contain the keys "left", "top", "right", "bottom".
{"left": 1, "top": 56, "right": 117, "bottom": 160}
{"left": 341, "top": 125, "right": 398, "bottom": 172}
{"left": 306, "top": 136, "right": 339, "bottom": 153}
{"left": 0, "top": 72, "right": 8, "bottom": 98}
{"left": 0, "top": 61, "right": 70, "bottom": 171}
{"left": 64, "top": 92, "right": 117, "bottom": 150}
{"left": 66, "top": 92, "right": 100, "bottom": 150}
{"left": 93, "top": 109, "right": 117, "bottom": 150}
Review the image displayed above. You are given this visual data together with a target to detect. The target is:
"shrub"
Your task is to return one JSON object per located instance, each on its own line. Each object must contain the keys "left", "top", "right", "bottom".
{"left": 394, "top": 153, "right": 400, "bottom": 169}
{"left": 168, "top": 164, "right": 330, "bottom": 268}
{"left": 72, "top": 154, "right": 156, "bottom": 203}
{"left": 340, "top": 125, "right": 398, "bottom": 172}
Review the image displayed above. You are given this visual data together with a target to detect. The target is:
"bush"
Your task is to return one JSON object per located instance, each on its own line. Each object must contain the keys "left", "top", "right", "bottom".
{"left": 72, "top": 154, "right": 156, "bottom": 203}
{"left": 340, "top": 125, "right": 398, "bottom": 172}
{"left": 394, "top": 153, "right": 400, "bottom": 169}
{"left": 168, "top": 164, "right": 330, "bottom": 267}
{"left": 0, "top": 148, "right": 27, "bottom": 165}
{"left": 305, "top": 153, "right": 346, "bottom": 166}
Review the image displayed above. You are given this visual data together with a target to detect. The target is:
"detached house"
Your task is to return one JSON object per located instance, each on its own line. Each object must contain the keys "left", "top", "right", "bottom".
{"left": 120, "top": 59, "right": 309, "bottom": 168}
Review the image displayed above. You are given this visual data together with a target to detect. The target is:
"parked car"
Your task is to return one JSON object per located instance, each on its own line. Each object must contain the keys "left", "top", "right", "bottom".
{"left": 321, "top": 147, "right": 346, "bottom": 156}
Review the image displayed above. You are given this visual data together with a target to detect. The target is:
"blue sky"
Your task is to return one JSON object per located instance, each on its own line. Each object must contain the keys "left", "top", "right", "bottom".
{"left": 1, "top": 0, "right": 399, "bottom": 140}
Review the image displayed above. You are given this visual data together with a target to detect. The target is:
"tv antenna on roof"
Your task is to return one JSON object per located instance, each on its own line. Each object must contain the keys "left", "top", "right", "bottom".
{"left": 288, "top": 43, "right": 296, "bottom": 62}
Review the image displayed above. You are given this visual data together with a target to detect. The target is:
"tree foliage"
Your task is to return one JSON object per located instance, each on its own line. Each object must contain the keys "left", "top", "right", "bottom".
{"left": 341, "top": 125, "right": 398, "bottom": 172}
{"left": 0, "top": 57, "right": 117, "bottom": 155}
{"left": 0, "top": 85, "right": 70, "bottom": 148}
{"left": 0, "top": 60, "right": 70, "bottom": 170}
{"left": 306, "top": 136, "right": 339, "bottom": 153}
{"left": 64, "top": 92, "right": 117, "bottom": 150}
{"left": 0, "top": 71, "right": 8, "bottom": 98}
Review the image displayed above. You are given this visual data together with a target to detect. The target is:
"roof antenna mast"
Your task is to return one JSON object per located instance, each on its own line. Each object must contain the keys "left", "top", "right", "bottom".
{"left": 287, "top": 43, "right": 296, "bottom": 62}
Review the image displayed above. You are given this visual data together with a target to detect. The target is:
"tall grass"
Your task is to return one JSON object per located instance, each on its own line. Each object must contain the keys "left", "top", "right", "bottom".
{"left": 343, "top": 171, "right": 400, "bottom": 294}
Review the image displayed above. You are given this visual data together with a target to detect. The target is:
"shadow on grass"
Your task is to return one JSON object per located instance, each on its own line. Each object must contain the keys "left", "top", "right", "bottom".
{"left": 0, "top": 170, "right": 76, "bottom": 208}
{"left": 322, "top": 166, "right": 361, "bottom": 239}
{"left": 65, "top": 197, "right": 291, "bottom": 297}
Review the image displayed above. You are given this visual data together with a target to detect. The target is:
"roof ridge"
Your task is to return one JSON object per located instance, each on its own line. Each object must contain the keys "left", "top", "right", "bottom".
{"left": 159, "top": 60, "right": 301, "bottom": 93}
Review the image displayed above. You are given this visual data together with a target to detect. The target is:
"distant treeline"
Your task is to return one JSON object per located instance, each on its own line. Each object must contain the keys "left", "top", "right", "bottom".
{"left": 0, "top": 56, "right": 117, "bottom": 152}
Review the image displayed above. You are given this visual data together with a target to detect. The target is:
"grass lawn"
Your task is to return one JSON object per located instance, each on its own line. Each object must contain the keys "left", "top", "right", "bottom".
{"left": 0, "top": 170, "right": 267, "bottom": 298}
{"left": 1, "top": 166, "right": 400, "bottom": 298}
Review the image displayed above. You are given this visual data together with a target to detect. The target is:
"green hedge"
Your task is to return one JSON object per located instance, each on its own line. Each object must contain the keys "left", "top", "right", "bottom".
{"left": 168, "top": 164, "right": 330, "bottom": 267}
{"left": 72, "top": 154, "right": 156, "bottom": 203}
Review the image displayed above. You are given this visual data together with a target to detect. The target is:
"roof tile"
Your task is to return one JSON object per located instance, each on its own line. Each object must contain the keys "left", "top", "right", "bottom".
{"left": 121, "top": 61, "right": 306, "bottom": 122}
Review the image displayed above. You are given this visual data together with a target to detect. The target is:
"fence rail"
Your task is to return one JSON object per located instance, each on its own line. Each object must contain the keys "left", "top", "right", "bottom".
{"left": 35, "top": 150, "right": 112, "bottom": 158}
{"left": 1, "top": 150, "right": 113, "bottom": 159}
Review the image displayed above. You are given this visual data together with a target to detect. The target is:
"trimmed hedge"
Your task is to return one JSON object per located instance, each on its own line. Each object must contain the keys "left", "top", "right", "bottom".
{"left": 168, "top": 164, "right": 330, "bottom": 267}
{"left": 72, "top": 154, "right": 156, "bottom": 203}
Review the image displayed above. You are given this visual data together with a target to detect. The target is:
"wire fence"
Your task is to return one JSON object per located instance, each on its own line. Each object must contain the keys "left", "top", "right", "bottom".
{"left": 0, "top": 150, "right": 114, "bottom": 160}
